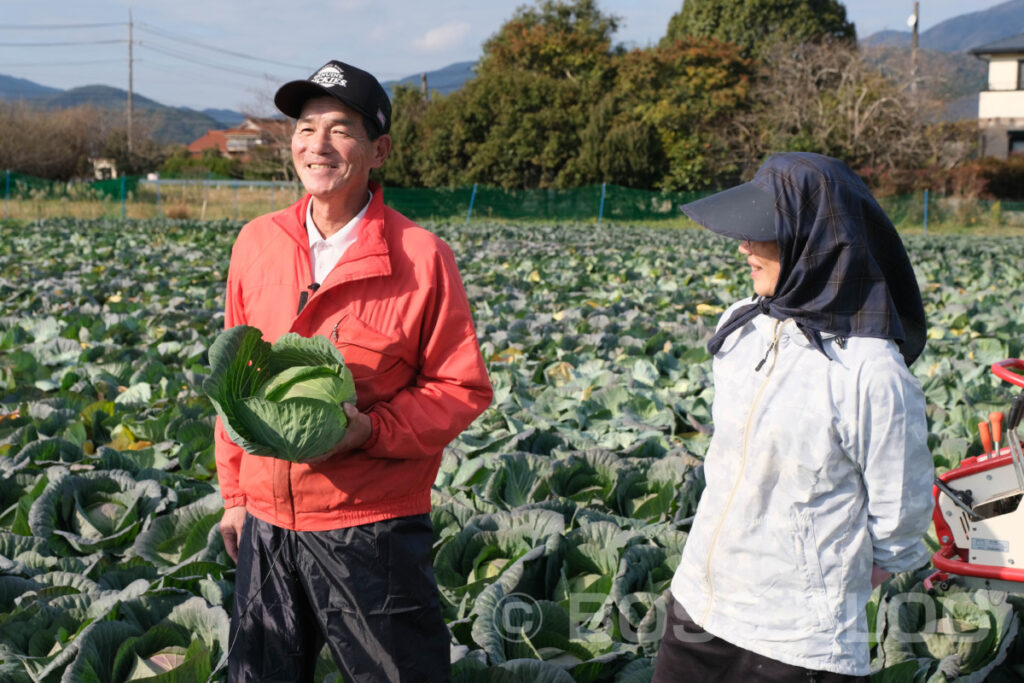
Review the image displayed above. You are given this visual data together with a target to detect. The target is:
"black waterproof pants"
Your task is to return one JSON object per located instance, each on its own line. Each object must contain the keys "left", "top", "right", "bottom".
{"left": 652, "top": 598, "right": 869, "bottom": 683}
{"left": 227, "top": 513, "right": 450, "bottom": 682}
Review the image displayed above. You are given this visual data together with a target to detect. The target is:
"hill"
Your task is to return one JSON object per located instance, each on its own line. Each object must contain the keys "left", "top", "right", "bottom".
{"left": 861, "top": 0, "right": 1024, "bottom": 52}
{"left": 0, "top": 73, "right": 62, "bottom": 100}
{"left": 862, "top": 45, "right": 987, "bottom": 102}
{"left": 382, "top": 60, "right": 476, "bottom": 97}
{"left": 0, "top": 81, "right": 228, "bottom": 145}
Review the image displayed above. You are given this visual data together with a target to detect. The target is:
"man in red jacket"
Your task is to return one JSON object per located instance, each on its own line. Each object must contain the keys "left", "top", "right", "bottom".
{"left": 215, "top": 59, "right": 493, "bottom": 682}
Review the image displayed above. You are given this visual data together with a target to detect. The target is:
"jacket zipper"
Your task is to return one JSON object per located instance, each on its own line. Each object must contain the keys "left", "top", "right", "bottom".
{"left": 701, "top": 319, "right": 783, "bottom": 623}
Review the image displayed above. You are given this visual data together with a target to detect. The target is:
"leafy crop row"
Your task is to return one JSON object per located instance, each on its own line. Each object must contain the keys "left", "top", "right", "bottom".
{"left": 1, "top": 218, "right": 1023, "bottom": 681}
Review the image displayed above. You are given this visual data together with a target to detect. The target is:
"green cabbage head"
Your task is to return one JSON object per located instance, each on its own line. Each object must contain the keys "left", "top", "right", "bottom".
{"left": 203, "top": 325, "right": 356, "bottom": 462}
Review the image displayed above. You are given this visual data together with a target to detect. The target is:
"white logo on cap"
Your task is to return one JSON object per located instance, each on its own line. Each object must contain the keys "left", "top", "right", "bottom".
{"left": 311, "top": 64, "right": 347, "bottom": 88}
{"left": 377, "top": 108, "right": 386, "bottom": 128}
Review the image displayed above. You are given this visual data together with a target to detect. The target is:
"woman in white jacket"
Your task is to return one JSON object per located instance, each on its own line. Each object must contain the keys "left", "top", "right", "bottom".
{"left": 654, "top": 152, "right": 934, "bottom": 681}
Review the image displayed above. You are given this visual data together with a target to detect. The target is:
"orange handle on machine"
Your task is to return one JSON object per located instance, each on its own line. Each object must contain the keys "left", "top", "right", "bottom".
{"left": 990, "top": 411, "right": 1003, "bottom": 454}
{"left": 979, "top": 420, "right": 994, "bottom": 456}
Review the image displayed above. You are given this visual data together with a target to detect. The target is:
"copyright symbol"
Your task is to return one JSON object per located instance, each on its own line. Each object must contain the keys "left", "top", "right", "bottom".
{"left": 492, "top": 592, "right": 543, "bottom": 643}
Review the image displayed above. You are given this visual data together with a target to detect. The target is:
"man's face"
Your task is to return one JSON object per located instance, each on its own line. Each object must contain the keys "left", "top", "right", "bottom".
{"left": 291, "top": 96, "right": 390, "bottom": 200}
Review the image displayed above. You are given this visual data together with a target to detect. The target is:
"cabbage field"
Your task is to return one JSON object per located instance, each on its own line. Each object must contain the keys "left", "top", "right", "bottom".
{"left": 2, "top": 217, "right": 1024, "bottom": 682}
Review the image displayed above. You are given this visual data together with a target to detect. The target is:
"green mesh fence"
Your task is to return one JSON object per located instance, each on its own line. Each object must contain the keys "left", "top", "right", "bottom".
{"left": 1, "top": 171, "right": 140, "bottom": 200}
{"left": 386, "top": 184, "right": 707, "bottom": 222}
{"left": 4, "top": 170, "right": 1024, "bottom": 225}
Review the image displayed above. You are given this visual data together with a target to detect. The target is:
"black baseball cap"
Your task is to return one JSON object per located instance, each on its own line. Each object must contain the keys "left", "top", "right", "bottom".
{"left": 274, "top": 60, "right": 392, "bottom": 136}
{"left": 679, "top": 180, "right": 777, "bottom": 242}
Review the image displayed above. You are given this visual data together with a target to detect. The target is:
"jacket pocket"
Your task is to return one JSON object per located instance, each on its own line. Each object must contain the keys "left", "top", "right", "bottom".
{"left": 791, "top": 509, "right": 838, "bottom": 632}
{"left": 328, "top": 312, "right": 415, "bottom": 407}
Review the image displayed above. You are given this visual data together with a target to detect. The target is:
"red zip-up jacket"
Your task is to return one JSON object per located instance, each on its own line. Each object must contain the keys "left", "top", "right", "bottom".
{"left": 213, "top": 184, "right": 493, "bottom": 531}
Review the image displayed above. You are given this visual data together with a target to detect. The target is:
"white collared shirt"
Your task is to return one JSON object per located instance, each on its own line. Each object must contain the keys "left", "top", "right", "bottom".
{"left": 305, "top": 190, "right": 372, "bottom": 285}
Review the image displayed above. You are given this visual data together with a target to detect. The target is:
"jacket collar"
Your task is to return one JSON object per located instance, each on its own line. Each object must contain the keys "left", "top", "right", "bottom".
{"left": 749, "top": 304, "right": 839, "bottom": 348}
{"left": 275, "top": 182, "right": 393, "bottom": 297}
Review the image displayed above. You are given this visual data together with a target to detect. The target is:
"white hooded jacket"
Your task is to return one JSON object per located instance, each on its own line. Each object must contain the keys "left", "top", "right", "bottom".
{"left": 669, "top": 301, "right": 934, "bottom": 675}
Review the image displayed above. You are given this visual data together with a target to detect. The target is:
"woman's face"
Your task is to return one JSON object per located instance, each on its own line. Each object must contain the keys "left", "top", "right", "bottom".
{"left": 738, "top": 239, "right": 781, "bottom": 297}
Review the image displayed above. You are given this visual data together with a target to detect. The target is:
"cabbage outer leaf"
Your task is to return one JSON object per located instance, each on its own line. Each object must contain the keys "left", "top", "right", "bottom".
{"left": 203, "top": 326, "right": 356, "bottom": 462}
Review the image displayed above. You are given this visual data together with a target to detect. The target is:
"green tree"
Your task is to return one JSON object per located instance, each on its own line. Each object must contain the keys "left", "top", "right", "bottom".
{"left": 158, "top": 147, "right": 239, "bottom": 179}
{"left": 418, "top": 0, "right": 620, "bottom": 189}
{"left": 567, "top": 93, "right": 665, "bottom": 189}
{"left": 478, "top": 0, "right": 620, "bottom": 84}
{"left": 375, "top": 84, "right": 430, "bottom": 188}
{"left": 620, "top": 38, "right": 753, "bottom": 191}
{"left": 566, "top": 38, "right": 754, "bottom": 191}
{"left": 662, "top": 0, "right": 855, "bottom": 58}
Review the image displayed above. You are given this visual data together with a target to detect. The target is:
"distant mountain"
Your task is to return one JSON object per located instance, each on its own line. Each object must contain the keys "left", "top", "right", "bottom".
{"left": 861, "top": 30, "right": 913, "bottom": 49}
{"left": 0, "top": 73, "right": 62, "bottom": 100}
{"left": 861, "top": 0, "right": 1024, "bottom": 52}
{"left": 862, "top": 46, "right": 987, "bottom": 102}
{"left": 382, "top": 61, "right": 476, "bottom": 97}
{"left": 0, "top": 79, "right": 237, "bottom": 145}
{"left": 858, "top": 0, "right": 1024, "bottom": 121}
{"left": 200, "top": 108, "right": 246, "bottom": 127}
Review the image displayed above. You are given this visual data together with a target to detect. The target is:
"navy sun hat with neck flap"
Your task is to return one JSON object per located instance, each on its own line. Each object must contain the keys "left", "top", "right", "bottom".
{"left": 683, "top": 152, "right": 927, "bottom": 367}
{"left": 680, "top": 179, "right": 777, "bottom": 242}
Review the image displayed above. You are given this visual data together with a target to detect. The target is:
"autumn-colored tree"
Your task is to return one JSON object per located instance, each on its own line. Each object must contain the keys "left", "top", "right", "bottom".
{"left": 662, "top": 0, "right": 855, "bottom": 58}
{"left": 734, "top": 40, "right": 973, "bottom": 184}
{"left": 101, "top": 124, "right": 169, "bottom": 177}
{"left": 0, "top": 102, "right": 107, "bottom": 180}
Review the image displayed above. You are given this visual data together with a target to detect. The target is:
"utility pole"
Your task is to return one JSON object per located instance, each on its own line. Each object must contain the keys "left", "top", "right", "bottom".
{"left": 421, "top": 72, "right": 428, "bottom": 101}
{"left": 909, "top": 1, "right": 919, "bottom": 96}
{"left": 127, "top": 8, "right": 134, "bottom": 156}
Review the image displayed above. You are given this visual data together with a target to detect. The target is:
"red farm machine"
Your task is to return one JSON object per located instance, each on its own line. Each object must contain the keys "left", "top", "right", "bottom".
{"left": 928, "top": 359, "right": 1024, "bottom": 593}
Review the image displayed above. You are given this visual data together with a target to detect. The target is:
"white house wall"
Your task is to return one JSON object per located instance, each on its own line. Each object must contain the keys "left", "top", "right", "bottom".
{"left": 978, "top": 90, "right": 1024, "bottom": 119}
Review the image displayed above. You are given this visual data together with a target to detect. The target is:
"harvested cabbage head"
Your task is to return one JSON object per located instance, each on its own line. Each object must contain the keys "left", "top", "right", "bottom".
{"left": 203, "top": 325, "right": 356, "bottom": 462}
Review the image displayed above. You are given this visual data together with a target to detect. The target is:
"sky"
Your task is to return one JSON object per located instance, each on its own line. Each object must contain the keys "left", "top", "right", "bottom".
{"left": 0, "top": 0, "right": 1010, "bottom": 114}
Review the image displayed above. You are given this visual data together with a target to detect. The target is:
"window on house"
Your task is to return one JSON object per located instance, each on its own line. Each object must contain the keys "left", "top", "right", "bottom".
{"left": 1010, "top": 131, "right": 1024, "bottom": 157}
{"left": 1019, "top": 60, "right": 1024, "bottom": 90}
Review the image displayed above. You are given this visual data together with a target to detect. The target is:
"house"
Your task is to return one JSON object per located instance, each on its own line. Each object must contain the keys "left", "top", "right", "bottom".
{"left": 90, "top": 157, "right": 118, "bottom": 180}
{"left": 186, "top": 117, "right": 291, "bottom": 161}
{"left": 970, "top": 32, "right": 1024, "bottom": 158}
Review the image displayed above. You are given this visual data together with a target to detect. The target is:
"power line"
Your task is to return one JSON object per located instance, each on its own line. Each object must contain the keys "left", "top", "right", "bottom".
{"left": 136, "top": 23, "right": 309, "bottom": 71}
{"left": 0, "top": 22, "right": 125, "bottom": 30}
{"left": 135, "top": 41, "right": 283, "bottom": 81}
{"left": 0, "top": 39, "right": 125, "bottom": 47}
{"left": 0, "top": 59, "right": 125, "bottom": 67}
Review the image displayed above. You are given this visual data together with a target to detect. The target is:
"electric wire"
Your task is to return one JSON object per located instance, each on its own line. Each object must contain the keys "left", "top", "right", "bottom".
{"left": 136, "top": 41, "right": 282, "bottom": 81}
{"left": 0, "top": 40, "right": 125, "bottom": 47}
{"left": 136, "top": 23, "right": 309, "bottom": 71}
{"left": 0, "top": 59, "right": 124, "bottom": 67}
{"left": 0, "top": 22, "right": 125, "bottom": 30}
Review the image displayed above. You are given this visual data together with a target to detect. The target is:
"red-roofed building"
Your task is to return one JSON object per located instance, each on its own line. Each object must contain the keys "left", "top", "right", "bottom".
{"left": 187, "top": 117, "right": 291, "bottom": 161}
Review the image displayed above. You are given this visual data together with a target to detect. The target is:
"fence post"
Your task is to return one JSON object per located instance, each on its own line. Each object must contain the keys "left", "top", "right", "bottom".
{"left": 3, "top": 170, "right": 9, "bottom": 220}
{"left": 923, "top": 189, "right": 929, "bottom": 237}
{"left": 234, "top": 180, "right": 240, "bottom": 221}
{"left": 202, "top": 172, "right": 210, "bottom": 221}
{"left": 155, "top": 176, "right": 162, "bottom": 218}
{"left": 270, "top": 181, "right": 275, "bottom": 212}
{"left": 466, "top": 183, "right": 478, "bottom": 223}
{"left": 598, "top": 182, "right": 607, "bottom": 225}
{"left": 120, "top": 175, "right": 127, "bottom": 219}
